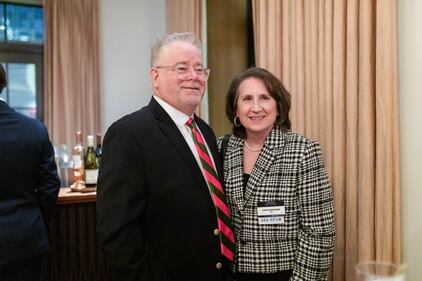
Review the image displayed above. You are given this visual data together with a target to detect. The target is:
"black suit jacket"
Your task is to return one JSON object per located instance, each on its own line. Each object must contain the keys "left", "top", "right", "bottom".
{"left": 0, "top": 100, "right": 60, "bottom": 265}
{"left": 96, "top": 98, "right": 226, "bottom": 281}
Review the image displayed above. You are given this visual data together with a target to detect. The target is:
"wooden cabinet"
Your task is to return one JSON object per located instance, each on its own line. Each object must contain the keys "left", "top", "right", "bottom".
{"left": 47, "top": 188, "right": 111, "bottom": 281}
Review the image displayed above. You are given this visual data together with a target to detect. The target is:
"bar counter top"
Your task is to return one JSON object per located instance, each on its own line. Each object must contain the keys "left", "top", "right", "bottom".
{"left": 57, "top": 187, "right": 96, "bottom": 205}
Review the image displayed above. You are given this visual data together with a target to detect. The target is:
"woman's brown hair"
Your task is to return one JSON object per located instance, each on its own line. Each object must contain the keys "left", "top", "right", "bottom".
{"left": 226, "top": 67, "right": 291, "bottom": 138}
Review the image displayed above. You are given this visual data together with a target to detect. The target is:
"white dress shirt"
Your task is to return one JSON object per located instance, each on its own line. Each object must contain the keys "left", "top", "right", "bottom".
{"left": 153, "top": 95, "right": 217, "bottom": 178}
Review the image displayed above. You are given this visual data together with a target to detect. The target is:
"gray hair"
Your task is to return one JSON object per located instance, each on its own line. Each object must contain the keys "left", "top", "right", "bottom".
{"left": 150, "top": 32, "right": 202, "bottom": 67}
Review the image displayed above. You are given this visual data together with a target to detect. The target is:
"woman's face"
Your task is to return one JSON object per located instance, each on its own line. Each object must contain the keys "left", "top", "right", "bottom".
{"left": 236, "top": 77, "right": 277, "bottom": 138}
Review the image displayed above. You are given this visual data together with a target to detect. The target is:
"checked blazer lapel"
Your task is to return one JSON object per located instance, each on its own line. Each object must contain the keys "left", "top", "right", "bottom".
{"left": 243, "top": 128, "right": 286, "bottom": 206}
{"left": 225, "top": 137, "right": 246, "bottom": 214}
{"left": 148, "top": 98, "right": 216, "bottom": 212}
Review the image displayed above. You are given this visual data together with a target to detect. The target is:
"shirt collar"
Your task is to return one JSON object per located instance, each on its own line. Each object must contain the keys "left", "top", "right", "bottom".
{"left": 153, "top": 95, "right": 192, "bottom": 127}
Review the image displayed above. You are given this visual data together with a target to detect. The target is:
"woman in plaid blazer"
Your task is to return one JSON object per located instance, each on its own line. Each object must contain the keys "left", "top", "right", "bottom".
{"left": 217, "top": 67, "right": 335, "bottom": 281}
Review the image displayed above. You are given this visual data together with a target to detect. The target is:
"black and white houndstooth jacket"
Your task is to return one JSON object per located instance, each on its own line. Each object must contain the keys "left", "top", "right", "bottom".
{"left": 217, "top": 127, "right": 336, "bottom": 281}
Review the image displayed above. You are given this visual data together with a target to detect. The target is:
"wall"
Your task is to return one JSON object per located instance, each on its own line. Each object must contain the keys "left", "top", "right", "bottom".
{"left": 398, "top": 1, "right": 422, "bottom": 280}
{"left": 100, "top": 0, "right": 166, "bottom": 133}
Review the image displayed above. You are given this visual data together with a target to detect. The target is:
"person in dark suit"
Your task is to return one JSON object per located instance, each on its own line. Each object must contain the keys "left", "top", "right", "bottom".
{"left": 0, "top": 64, "right": 61, "bottom": 281}
{"left": 217, "top": 67, "right": 336, "bottom": 281}
{"left": 96, "top": 32, "right": 234, "bottom": 281}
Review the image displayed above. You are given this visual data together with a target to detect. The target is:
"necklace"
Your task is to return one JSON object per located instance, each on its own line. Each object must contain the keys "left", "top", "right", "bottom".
{"left": 244, "top": 140, "right": 263, "bottom": 152}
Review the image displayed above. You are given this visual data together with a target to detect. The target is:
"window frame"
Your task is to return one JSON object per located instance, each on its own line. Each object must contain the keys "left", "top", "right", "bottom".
{"left": 0, "top": 1, "right": 44, "bottom": 121}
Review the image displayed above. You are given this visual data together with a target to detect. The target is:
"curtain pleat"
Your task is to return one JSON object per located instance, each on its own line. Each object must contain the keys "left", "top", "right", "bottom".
{"left": 166, "top": 0, "right": 202, "bottom": 37}
{"left": 165, "top": 0, "right": 206, "bottom": 118}
{"left": 252, "top": 0, "right": 401, "bottom": 280}
{"left": 44, "top": 0, "right": 101, "bottom": 149}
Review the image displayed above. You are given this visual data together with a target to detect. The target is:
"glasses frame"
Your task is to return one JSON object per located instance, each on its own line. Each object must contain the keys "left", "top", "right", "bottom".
{"left": 154, "top": 64, "right": 211, "bottom": 81}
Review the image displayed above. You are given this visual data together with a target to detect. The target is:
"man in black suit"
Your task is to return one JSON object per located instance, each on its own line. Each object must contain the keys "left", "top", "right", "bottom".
{"left": 0, "top": 64, "right": 60, "bottom": 280}
{"left": 97, "top": 32, "right": 232, "bottom": 281}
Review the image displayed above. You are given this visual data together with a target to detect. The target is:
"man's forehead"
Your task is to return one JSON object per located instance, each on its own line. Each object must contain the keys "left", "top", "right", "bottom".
{"left": 173, "top": 61, "right": 204, "bottom": 66}
{"left": 158, "top": 41, "right": 202, "bottom": 62}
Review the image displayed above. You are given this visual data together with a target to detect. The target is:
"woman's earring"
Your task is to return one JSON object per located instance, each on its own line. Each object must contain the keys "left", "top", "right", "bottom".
{"left": 234, "top": 116, "right": 241, "bottom": 127}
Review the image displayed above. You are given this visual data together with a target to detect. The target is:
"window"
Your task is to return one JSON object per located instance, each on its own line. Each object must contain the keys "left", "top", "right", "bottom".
{"left": 0, "top": 2, "right": 43, "bottom": 120}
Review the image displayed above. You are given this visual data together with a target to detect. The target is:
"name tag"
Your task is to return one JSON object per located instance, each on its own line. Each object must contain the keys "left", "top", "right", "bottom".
{"left": 257, "top": 200, "right": 285, "bottom": 225}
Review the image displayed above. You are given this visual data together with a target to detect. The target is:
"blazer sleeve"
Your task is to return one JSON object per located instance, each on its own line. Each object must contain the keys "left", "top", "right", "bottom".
{"left": 96, "top": 122, "right": 164, "bottom": 281}
{"left": 291, "top": 140, "right": 336, "bottom": 281}
{"left": 36, "top": 124, "right": 61, "bottom": 224}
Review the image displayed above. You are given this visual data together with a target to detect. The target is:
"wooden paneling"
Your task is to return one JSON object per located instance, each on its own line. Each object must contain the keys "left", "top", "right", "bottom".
{"left": 207, "top": 0, "right": 249, "bottom": 137}
{"left": 48, "top": 201, "right": 111, "bottom": 281}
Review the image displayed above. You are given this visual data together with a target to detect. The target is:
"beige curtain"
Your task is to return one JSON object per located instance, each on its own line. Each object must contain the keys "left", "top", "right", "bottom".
{"left": 252, "top": 1, "right": 400, "bottom": 280}
{"left": 165, "top": 0, "right": 206, "bottom": 118}
{"left": 44, "top": 0, "right": 101, "bottom": 149}
{"left": 166, "top": 0, "right": 202, "bottom": 37}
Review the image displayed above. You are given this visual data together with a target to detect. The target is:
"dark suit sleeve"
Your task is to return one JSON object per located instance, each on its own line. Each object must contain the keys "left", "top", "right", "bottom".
{"left": 96, "top": 122, "right": 162, "bottom": 281}
{"left": 37, "top": 125, "right": 61, "bottom": 224}
{"left": 292, "top": 141, "right": 336, "bottom": 281}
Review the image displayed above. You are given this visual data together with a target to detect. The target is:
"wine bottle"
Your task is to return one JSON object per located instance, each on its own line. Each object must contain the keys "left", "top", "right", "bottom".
{"left": 95, "top": 133, "right": 102, "bottom": 165}
{"left": 72, "top": 131, "right": 85, "bottom": 189}
{"left": 85, "top": 135, "right": 99, "bottom": 187}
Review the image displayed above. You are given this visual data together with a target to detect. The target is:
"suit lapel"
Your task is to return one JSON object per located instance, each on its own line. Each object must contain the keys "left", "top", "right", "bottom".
{"left": 147, "top": 98, "right": 216, "bottom": 211}
{"left": 243, "top": 128, "right": 286, "bottom": 206}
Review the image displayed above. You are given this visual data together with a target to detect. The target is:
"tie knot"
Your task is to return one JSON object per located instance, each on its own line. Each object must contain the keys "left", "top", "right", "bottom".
{"left": 186, "top": 117, "right": 196, "bottom": 129}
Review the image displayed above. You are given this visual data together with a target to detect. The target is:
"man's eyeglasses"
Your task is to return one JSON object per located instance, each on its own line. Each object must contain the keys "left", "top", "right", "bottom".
{"left": 155, "top": 64, "right": 211, "bottom": 81}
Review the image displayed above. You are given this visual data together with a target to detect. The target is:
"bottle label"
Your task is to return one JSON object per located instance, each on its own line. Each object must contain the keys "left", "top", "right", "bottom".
{"left": 85, "top": 169, "right": 99, "bottom": 184}
{"left": 73, "top": 155, "right": 82, "bottom": 169}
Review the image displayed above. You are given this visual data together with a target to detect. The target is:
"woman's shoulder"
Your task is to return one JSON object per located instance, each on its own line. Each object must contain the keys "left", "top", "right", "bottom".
{"left": 276, "top": 130, "right": 323, "bottom": 155}
{"left": 217, "top": 134, "right": 233, "bottom": 149}
{"left": 283, "top": 130, "right": 321, "bottom": 145}
{"left": 217, "top": 133, "right": 246, "bottom": 151}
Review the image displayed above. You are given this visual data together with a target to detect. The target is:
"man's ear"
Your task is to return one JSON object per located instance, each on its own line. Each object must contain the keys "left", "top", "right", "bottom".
{"left": 150, "top": 68, "right": 159, "bottom": 89}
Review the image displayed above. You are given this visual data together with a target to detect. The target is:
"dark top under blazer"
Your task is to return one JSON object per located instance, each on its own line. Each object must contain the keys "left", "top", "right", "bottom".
{"left": 96, "top": 98, "right": 225, "bottom": 281}
{"left": 0, "top": 100, "right": 60, "bottom": 265}
{"left": 217, "top": 128, "right": 335, "bottom": 281}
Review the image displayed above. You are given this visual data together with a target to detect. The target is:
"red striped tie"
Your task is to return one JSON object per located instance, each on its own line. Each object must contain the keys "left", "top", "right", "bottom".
{"left": 186, "top": 117, "right": 235, "bottom": 262}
